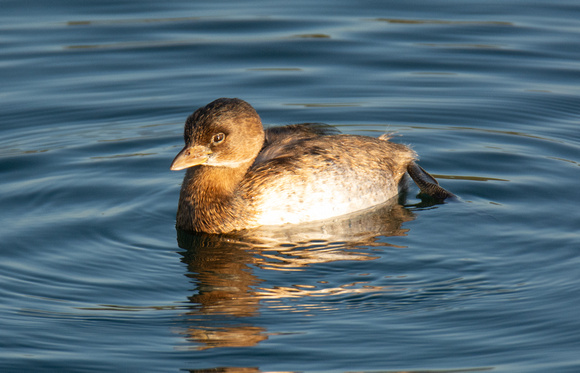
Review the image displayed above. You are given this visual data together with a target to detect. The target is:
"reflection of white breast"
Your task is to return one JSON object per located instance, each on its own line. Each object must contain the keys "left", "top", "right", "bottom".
{"left": 252, "top": 167, "right": 401, "bottom": 226}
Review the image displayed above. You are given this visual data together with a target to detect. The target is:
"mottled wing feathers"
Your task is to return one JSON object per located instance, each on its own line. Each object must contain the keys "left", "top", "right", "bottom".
{"left": 256, "top": 123, "right": 341, "bottom": 165}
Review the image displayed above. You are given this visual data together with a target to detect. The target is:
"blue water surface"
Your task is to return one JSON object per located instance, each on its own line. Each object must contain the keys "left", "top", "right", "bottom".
{"left": 1, "top": 0, "right": 580, "bottom": 372}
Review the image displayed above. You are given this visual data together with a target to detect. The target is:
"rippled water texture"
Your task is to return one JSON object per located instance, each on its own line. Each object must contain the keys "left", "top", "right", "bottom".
{"left": 1, "top": 0, "right": 580, "bottom": 372}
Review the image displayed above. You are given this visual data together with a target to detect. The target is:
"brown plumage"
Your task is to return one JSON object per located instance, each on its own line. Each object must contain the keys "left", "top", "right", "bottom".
{"left": 171, "top": 98, "right": 455, "bottom": 233}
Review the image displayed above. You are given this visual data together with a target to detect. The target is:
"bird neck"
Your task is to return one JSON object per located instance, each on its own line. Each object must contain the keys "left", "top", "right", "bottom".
{"left": 176, "top": 162, "right": 253, "bottom": 233}
{"left": 194, "top": 163, "right": 251, "bottom": 198}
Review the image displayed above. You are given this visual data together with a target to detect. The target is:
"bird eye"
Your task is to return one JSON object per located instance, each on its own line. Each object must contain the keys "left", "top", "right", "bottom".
{"left": 212, "top": 133, "right": 225, "bottom": 144}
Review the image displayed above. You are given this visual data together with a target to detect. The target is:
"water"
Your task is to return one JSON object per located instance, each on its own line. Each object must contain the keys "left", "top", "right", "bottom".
{"left": 1, "top": 0, "right": 580, "bottom": 372}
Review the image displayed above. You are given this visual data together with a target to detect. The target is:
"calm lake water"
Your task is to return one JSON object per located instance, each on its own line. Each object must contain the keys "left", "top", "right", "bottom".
{"left": 1, "top": 0, "right": 580, "bottom": 372}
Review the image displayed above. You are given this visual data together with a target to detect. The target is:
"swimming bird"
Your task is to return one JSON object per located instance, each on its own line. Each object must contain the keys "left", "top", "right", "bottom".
{"left": 171, "top": 98, "right": 455, "bottom": 233}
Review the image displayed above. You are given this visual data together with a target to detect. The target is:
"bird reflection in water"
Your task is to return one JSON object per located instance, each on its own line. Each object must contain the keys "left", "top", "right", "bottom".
{"left": 176, "top": 196, "right": 415, "bottom": 350}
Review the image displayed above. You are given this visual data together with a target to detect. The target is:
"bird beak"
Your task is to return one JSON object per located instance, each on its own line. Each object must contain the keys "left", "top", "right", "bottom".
{"left": 170, "top": 145, "right": 212, "bottom": 171}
